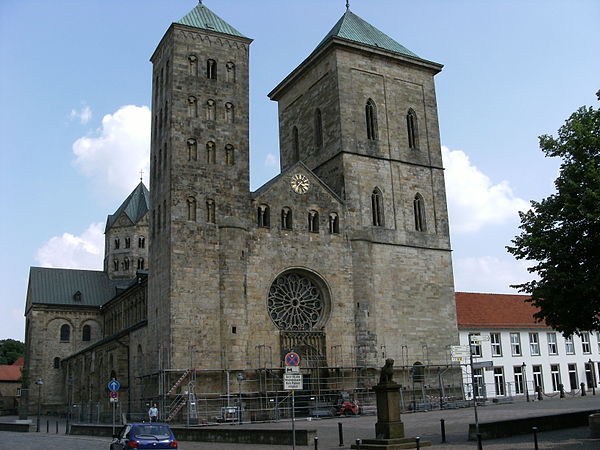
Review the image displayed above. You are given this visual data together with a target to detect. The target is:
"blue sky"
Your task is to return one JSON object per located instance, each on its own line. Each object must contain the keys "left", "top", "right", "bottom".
{"left": 1, "top": 0, "right": 598, "bottom": 341}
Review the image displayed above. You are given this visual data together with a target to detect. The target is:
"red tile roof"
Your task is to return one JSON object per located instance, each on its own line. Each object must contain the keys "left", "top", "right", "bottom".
{"left": 12, "top": 357, "right": 24, "bottom": 367}
{"left": 455, "top": 292, "right": 548, "bottom": 329}
{"left": 0, "top": 365, "right": 23, "bottom": 382}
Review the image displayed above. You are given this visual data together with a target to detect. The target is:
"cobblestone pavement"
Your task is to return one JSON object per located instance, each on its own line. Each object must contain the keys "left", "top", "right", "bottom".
{"left": 1, "top": 395, "right": 599, "bottom": 449}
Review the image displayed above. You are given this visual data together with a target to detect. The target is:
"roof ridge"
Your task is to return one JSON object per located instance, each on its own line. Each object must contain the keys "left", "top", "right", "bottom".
{"left": 175, "top": 3, "right": 247, "bottom": 39}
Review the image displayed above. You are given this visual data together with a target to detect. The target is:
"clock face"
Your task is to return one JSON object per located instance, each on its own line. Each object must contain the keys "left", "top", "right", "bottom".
{"left": 291, "top": 174, "right": 310, "bottom": 194}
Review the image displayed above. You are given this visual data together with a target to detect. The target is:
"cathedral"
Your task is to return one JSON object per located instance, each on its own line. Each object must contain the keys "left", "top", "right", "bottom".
{"left": 24, "top": 3, "right": 459, "bottom": 420}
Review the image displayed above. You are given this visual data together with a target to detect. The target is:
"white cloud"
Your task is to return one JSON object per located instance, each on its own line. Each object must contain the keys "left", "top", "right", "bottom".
{"left": 69, "top": 105, "right": 93, "bottom": 124}
{"left": 454, "top": 256, "right": 533, "bottom": 294}
{"left": 442, "top": 146, "right": 529, "bottom": 233}
{"left": 264, "top": 153, "right": 278, "bottom": 168}
{"left": 35, "top": 223, "right": 104, "bottom": 270}
{"left": 73, "top": 105, "right": 150, "bottom": 201}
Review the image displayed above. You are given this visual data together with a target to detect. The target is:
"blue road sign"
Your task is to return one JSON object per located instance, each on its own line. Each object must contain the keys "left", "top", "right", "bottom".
{"left": 285, "top": 352, "right": 300, "bottom": 366}
{"left": 108, "top": 380, "right": 120, "bottom": 391}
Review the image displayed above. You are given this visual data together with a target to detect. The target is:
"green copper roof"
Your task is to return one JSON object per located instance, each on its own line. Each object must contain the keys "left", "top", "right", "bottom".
{"left": 318, "top": 10, "right": 418, "bottom": 58}
{"left": 105, "top": 182, "right": 149, "bottom": 232}
{"left": 175, "top": 3, "right": 247, "bottom": 38}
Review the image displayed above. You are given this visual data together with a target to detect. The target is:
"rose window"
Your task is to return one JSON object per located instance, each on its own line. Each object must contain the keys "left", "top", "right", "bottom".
{"left": 268, "top": 272, "right": 325, "bottom": 331}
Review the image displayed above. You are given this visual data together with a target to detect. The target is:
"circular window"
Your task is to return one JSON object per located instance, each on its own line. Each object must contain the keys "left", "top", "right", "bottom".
{"left": 267, "top": 271, "right": 329, "bottom": 331}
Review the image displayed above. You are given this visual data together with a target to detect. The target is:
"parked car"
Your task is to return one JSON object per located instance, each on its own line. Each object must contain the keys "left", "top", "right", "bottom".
{"left": 110, "top": 423, "right": 178, "bottom": 449}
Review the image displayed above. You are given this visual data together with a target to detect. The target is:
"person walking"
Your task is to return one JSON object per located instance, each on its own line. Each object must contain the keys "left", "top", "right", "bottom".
{"left": 148, "top": 404, "right": 159, "bottom": 422}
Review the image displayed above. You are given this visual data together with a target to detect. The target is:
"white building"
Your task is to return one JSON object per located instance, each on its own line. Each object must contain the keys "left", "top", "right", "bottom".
{"left": 456, "top": 292, "right": 600, "bottom": 399}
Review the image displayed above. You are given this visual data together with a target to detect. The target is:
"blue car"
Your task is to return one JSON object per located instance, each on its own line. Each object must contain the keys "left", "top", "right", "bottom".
{"left": 110, "top": 423, "right": 178, "bottom": 449}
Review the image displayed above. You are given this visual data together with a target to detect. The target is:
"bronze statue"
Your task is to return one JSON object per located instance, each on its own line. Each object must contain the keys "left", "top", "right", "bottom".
{"left": 378, "top": 358, "right": 395, "bottom": 384}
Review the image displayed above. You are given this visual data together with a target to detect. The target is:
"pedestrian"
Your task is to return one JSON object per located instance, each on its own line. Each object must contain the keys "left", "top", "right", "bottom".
{"left": 148, "top": 403, "right": 158, "bottom": 422}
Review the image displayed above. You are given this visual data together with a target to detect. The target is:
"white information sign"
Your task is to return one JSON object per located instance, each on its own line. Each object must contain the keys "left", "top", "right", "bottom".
{"left": 284, "top": 373, "right": 303, "bottom": 390}
{"left": 285, "top": 366, "right": 300, "bottom": 374}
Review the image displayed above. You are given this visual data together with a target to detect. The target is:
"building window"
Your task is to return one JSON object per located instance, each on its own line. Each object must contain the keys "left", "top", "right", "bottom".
{"left": 114, "top": 238, "right": 120, "bottom": 249}
{"left": 292, "top": 126, "right": 299, "bottom": 162}
{"left": 138, "top": 236, "right": 145, "bottom": 248}
{"left": 207, "top": 59, "right": 217, "bottom": 79}
{"left": 329, "top": 212, "right": 340, "bottom": 234}
{"left": 281, "top": 207, "right": 292, "bottom": 230}
{"left": 490, "top": 333, "right": 502, "bottom": 357}
{"left": 473, "top": 368, "right": 484, "bottom": 398}
{"left": 585, "top": 362, "right": 596, "bottom": 388}
{"left": 225, "top": 61, "right": 235, "bottom": 82}
{"left": 137, "top": 258, "right": 144, "bottom": 270}
{"left": 407, "top": 108, "right": 419, "bottom": 149}
{"left": 73, "top": 291, "right": 82, "bottom": 302}
{"left": 187, "top": 196, "right": 197, "bottom": 221}
{"left": 257, "top": 204, "right": 270, "bottom": 228}
{"left": 510, "top": 332, "right": 522, "bottom": 356}
{"left": 206, "top": 99, "right": 216, "bottom": 121}
{"left": 82, "top": 325, "right": 91, "bottom": 342}
{"left": 314, "top": 108, "right": 323, "bottom": 149}
{"left": 113, "top": 259, "right": 119, "bottom": 271}
{"left": 125, "top": 237, "right": 131, "bottom": 248}
{"left": 206, "top": 141, "right": 216, "bottom": 164}
{"left": 188, "top": 55, "right": 198, "bottom": 76}
{"left": 550, "top": 364, "right": 561, "bottom": 391}
{"left": 225, "top": 144, "right": 235, "bottom": 165}
{"left": 53, "top": 357, "right": 60, "bottom": 369}
{"left": 123, "top": 258, "right": 130, "bottom": 270}
{"left": 188, "top": 96, "right": 197, "bottom": 118}
{"left": 581, "top": 332, "right": 591, "bottom": 354}
{"left": 568, "top": 363, "right": 579, "bottom": 390}
{"left": 470, "top": 338, "right": 482, "bottom": 358}
{"left": 513, "top": 366, "right": 524, "bottom": 395}
{"left": 565, "top": 335, "right": 575, "bottom": 355}
{"left": 206, "top": 199, "right": 215, "bottom": 224}
{"left": 365, "top": 98, "right": 378, "bottom": 140}
{"left": 371, "top": 188, "right": 384, "bottom": 227}
{"left": 597, "top": 332, "right": 600, "bottom": 353}
{"left": 493, "top": 367, "right": 505, "bottom": 396}
{"left": 529, "top": 332, "right": 540, "bottom": 356}
{"left": 532, "top": 365, "right": 543, "bottom": 392}
{"left": 157, "top": 204, "right": 161, "bottom": 232}
{"left": 413, "top": 193, "right": 426, "bottom": 231}
{"left": 308, "top": 210, "right": 319, "bottom": 233}
{"left": 60, "top": 324, "right": 70, "bottom": 342}
{"left": 225, "top": 102, "right": 234, "bottom": 123}
{"left": 187, "top": 138, "right": 197, "bottom": 161}
{"left": 547, "top": 332, "right": 558, "bottom": 355}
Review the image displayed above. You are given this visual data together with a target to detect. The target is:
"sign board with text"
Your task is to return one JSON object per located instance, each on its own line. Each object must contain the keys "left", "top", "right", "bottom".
{"left": 283, "top": 373, "right": 303, "bottom": 390}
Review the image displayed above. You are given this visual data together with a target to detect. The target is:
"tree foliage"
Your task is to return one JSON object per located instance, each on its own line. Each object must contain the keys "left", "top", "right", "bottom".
{"left": 507, "top": 92, "right": 600, "bottom": 335}
{"left": 0, "top": 339, "right": 25, "bottom": 365}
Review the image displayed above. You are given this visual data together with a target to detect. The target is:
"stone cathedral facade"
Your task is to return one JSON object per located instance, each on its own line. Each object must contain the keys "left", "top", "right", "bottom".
{"left": 25, "top": 3, "right": 458, "bottom": 416}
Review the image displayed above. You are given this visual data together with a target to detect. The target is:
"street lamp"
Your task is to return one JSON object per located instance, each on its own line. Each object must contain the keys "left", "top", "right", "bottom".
{"left": 236, "top": 373, "right": 245, "bottom": 424}
{"left": 522, "top": 362, "right": 530, "bottom": 402}
{"left": 35, "top": 379, "right": 44, "bottom": 432}
{"left": 589, "top": 359, "right": 596, "bottom": 395}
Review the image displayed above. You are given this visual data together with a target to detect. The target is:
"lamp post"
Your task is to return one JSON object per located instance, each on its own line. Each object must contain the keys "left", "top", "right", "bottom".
{"left": 589, "top": 359, "right": 596, "bottom": 395}
{"left": 522, "top": 362, "right": 530, "bottom": 402}
{"left": 236, "top": 373, "right": 245, "bottom": 424}
{"left": 35, "top": 379, "right": 44, "bottom": 432}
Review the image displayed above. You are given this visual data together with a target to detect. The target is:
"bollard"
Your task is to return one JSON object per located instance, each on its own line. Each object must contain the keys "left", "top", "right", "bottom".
{"left": 355, "top": 438, "right": 361, "bottom": 450}
{"left": 46, "top": 420, "right": 49, "bottom": 433}
{"left": 440, "top": 418, "right": 446, "bottom": 443}
{"left": 532, "top": 426, "right": 539, "bottom": 450}
{"left": 338, "top": 422, "right": 344, "bottom": 447}
{"left": 537, "top": 386, "right": 543, "bottom": 401}
{"left": 415, "top": 436, "right": 421, "bottom": 450}
{"left": 477, "top": 432, "right": 483, "bottom": 450}
{"left": 558, "top": 383, "right": 565, "bottom": 398}
{"left": 56, "top": 420, "right": 58, "bottom": 433}
{"left": 314, "top": 436, "right": 318, "bottom": 450}
{"left": 581, "top": 382, "right": 587, "bottom": 396}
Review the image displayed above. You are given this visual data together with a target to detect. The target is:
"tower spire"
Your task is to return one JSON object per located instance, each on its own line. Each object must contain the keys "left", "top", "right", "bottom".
{"left": 346, "top": 0, "right": 350, "bottom": 10}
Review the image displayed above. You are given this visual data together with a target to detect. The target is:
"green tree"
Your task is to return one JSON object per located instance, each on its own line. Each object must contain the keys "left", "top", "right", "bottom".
{"left": 507, "top": 91, "right": 600, "bottom": 335}
{"left": 0, "top": 339, "right": 25, "bottom": 365}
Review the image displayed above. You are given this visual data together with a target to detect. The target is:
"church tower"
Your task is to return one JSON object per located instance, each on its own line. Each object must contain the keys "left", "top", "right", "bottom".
{"left": 269, "top": 8, "right": 457, "bottom": 364}
{"left": 147, "top": 3, "right": 252, "bottom": 373}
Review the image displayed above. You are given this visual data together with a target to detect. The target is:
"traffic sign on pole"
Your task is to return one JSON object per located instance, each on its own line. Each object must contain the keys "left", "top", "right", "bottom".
{"left": 108, "top": 380, "right": 120, "bottom": 392}
{"left": 284, "top": 352, "right": 301, "bottom": 366}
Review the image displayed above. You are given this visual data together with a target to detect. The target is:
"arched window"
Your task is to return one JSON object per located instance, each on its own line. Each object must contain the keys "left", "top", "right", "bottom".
{"left": 157, "top": 146, "right": 162, "bottom": 179}
{"left": 157, "top": 204, "right": 161, "bottom": 232}
{"left": 123, "top": 258, "right": 130, "bottom": 271}
{"left": 225, "top": 144, "right": 235, "bottom": 165}
{"left": 113, "top": 259, "right": 119, "bottom": 271}
{"left": 60, "top": 324, "right": 70, "bottom": 342}
{"left": 187, "top": 96, "right": 197, "bottom": 118}
{"left": 138, "top": 236, "right": 145, "bottom": 248}
{"left": 329, "top": 212, "right": 340, "bottom": 234}
{"left": 308, "top": 210, "right": 319, "bottom": 233}
{"left": 206, "top": 141, "right": 216, "bottom": 164}
{"left": 206, "top": 99, "right": 216, "bottom": 121}
{"left": 207, "top": 59, "right": 217, "bottom": 79}
{"left": 53, "top": 357, "right": 60, "bottom": 369}
{"left": 257, "top": 204, "right": 270, "bottom": 228}
{"left": 281, "top": 207, "right": 293, "bottom": 230}
{"left": 226, "top": 61, "right": 235, "bottom": 82}
{"left": 137, "top": 258, "right": 145, "bottom": 270}
{"left": 371, "top": 188, "right": 384, "bottom": 227}
{"left": 366, "top": 99, "right": 378, "bottom": 140}
{"left": 413, "top": 193, "right": 426, "bottom": 232}
{"left": 314, "top": 108, "right": 323, "bottom": 149}
{"left": 125, "top": 237, "right": 131, "bottom": 249}
{"left": 137, "top": 345, "right": 144, "bottom": 376}
{"left": 187, "top": 196, "right": 197, "bottom": 221}
{"left": 206, "top": 199, "right": 216, "bottom": 224}
{"left": 292, "top": 126, "right": 299, "bottom": 162}
{"left": 188, "top": 55, "right": 198, "bottom": 76}
{"left": 114, "top": 238, "right": 120, "bottom": 250}
{"left": 225, "top": 102, "right": 234, "bottom": 123}
{"left": 164, "top": 101, "right": 168, "bottom": 129}
{"left": 82, "top": 325, "right": 91, "bottom": 342}
{"left": 163, "top": 200, "right": 167, "bottom": 230}
{"left": 407, "top": 109, "right": 419, "bottom": 149}
{"left": 187, "top": 138, "right": 197, "bottom": 161}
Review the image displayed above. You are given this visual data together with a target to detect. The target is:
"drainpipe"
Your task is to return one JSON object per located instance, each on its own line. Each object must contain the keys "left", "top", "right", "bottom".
{"left": 116, "top": 339, "right": 131, "bottom": 420}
